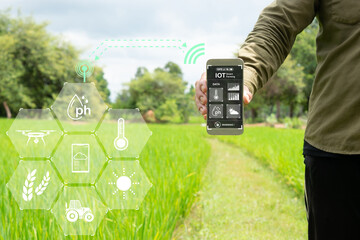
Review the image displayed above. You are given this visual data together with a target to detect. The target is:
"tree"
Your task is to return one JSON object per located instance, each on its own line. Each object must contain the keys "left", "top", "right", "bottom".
{"left": 135, "top": 67, "right": 148, "bottom": 78}
{"left": 244, "top": 91, "right": 266, "bottom": 122}
{"left": 239, "top": 21, "right": 317, "bottom": 122}
{"left": 262, "top": 56, "right": 305, "bottom": 119}
{"left": 0, "top": 34, "right": 26, "bottom": 118}
{"left": 175, "top": 86, "right": 196, "bottom": 123}
{"left": 164, "top": 61, "right": 182, "bottom": 77}
{"left": 113, "top": 88, "right": 134, "bottom": 109}
{"left": 88, "top": 66, "right": 111, "bottom": 104}
{"left": 0, "top": 11, "right": 111, "bottom": 117}
{"left": 0, "top": 12, "right": 35, "bottom": 117}
{"left": 129, "top": 64, "right": 185, "bottom": 118}
{"left": 114, "top": 62, "right": 192, "bottom": 122}
{"left": 155, "top": 99, "right": 180, "bottom": 122}
{"left": 0, "top": 12, "right": 78, "bottom": 116}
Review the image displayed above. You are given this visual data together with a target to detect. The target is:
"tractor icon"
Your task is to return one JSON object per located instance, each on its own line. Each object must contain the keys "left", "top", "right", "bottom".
{"left": 65, "top": 200, "right": 94, "bottom": 222}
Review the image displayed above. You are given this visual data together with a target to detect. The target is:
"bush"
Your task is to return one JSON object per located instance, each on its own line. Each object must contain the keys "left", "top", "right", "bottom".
{"left": 155, "top": 99, "right": 180, "bottom": 122}
{"left": 283, "top": 117, "right": 303, "bottom": 129}
{"left": 265, "top": 114, "right": 277, "bottom": 126}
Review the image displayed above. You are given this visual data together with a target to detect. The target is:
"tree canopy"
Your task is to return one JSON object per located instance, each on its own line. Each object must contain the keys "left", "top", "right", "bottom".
{"left": 0, "top": 11, "right": 110, "bottom": 117}
{"left": 114, "top": 62, "right": 195, "bottom": 123}
{"left": 0, "top": 11, "right": 318, "bottom": 124}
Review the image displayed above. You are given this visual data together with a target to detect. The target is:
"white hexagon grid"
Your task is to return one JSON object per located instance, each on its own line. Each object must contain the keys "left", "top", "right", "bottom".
{"left": 52, "top": 134, "right": 107, "bottom": 184}
{"left": 6, "top": 108, "right": 63, "bottom": 158}
{"left": 6, "top": 160, "right": 63, "bottom": 210}
{"left": 96, "top": 109, "right": 152, "bottom": 158}
{"left": 6, "top": 82, "right": 153, "bottom": 236}
{"left": 51, "top": 82, "right": 108, "bottom": 133}
{"left": 96, "top": 160, "right": 152, "bottom": 210}
{"left": 51, "top": 186, "right": 107, "bottom": 236}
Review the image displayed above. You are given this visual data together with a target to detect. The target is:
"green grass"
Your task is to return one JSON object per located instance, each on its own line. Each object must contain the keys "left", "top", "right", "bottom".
{"left": 0, "top": 118, "right": 307, "bottom": 239}
{"left": 0, "top": 119, "right": 211, "bottom": 239}
{"left": 174, "top": 139, "right": 307, "bottom": 239}
{"left": 162, "top": 115, "right": 206, "bottom": 124}
{"left": 215, "top": 127, "right": 305, "bottom": 195}
{"left": 187, "top": 116, "right": 205, "bottom": 124}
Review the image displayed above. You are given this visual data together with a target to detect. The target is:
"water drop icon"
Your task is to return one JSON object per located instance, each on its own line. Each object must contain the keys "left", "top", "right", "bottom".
{"left": 67, "top": 94, "right": 83, "bottom": 120}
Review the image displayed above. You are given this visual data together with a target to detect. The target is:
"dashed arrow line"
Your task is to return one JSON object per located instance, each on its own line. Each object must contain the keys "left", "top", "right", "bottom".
{"left": 89, "top": 39, "right": 186, "bottom": 61}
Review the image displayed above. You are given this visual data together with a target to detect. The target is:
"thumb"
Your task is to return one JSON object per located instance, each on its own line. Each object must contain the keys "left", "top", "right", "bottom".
{"left": 243, "top": 85, "right": 253, "bottom": 105}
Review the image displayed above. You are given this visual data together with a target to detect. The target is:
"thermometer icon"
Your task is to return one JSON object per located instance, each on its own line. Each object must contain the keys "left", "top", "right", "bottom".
{"left": 114, "top": 118, "right": 129, "bottom": 151}
{"left": 214, "top": 89, "right": 219, "bottom": 100}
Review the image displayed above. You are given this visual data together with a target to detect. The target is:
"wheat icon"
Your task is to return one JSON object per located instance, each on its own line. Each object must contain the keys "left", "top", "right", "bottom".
{"left": 23, "top": 169, "right": 36, "bottom": 202}
{"left": 22, "top": 169, "right": 51, "bottom": 202}
{"left": 35, "top": 171, "right": 50, "bottom": 195}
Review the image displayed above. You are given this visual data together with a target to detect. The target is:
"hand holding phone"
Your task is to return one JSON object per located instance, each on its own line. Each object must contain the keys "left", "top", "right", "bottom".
{"left": 206, "top": 59, "right": 244, "bottom": 135}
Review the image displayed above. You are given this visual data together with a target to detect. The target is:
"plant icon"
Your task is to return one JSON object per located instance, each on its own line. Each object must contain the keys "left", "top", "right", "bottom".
{"left": 22, "top": 169, "right": 50, "bottom": 202}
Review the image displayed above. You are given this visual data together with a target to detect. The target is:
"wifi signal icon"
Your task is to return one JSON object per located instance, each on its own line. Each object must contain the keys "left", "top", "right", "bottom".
{"left": 183, "top": 43, "right": 205, "bottom": 64}
{"left": 75, "top": 60, "right": 94, "bottom": 82}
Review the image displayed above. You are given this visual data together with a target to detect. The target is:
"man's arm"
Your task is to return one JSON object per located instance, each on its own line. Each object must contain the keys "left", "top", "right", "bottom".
{"left": 195, "top": 0, "right": 318, "bottom": 118}
{"left": 241, "top": 0, "right": 319, "bottom": 95}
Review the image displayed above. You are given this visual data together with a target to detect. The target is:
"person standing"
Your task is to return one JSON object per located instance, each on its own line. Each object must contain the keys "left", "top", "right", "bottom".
{"left": 195, "top": 0, "right": 360, "bottom": 239}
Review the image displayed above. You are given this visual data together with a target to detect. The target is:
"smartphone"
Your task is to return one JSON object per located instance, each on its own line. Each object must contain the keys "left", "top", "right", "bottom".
{"left": 206, "top": 59, "right": 244, "bottom": 135}
{"left": 72, "top": 143, "right": 90, "bottom": 173}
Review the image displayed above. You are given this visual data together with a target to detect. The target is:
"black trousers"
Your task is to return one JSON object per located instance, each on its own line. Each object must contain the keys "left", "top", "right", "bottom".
{"left": 304, "top": 155, "right": 360, "bottom": 240}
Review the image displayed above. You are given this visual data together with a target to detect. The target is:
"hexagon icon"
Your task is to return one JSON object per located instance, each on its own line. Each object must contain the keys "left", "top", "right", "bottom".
{"left": 52, "top": 134, "right": 106, "bottom": 184}
{"left": 51, "top": 83, "right": 108, "bottom": 133}
{"left": 96, "top": 160, "right": 152, "bottom": 209}
{"left": 52, "top": 186, "right": 107, "bottom": 236}
{"left": 6, "top": 109, "right": 63, "bottom": 158}
{"left": 6, "top": 160, "right": 62, "bottom": 210}
{"left": 96, "top": 109, "right": 152, "bottom": 158}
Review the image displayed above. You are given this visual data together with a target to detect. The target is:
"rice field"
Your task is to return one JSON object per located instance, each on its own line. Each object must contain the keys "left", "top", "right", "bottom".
{"left": 0, "top": 119, "right": 210, "bottom": 239}
{"left": 216, "top": 127, "right": 305, "bottom": 195}
{"left": 0, "top": 118, "right": 307, "bottom": 239}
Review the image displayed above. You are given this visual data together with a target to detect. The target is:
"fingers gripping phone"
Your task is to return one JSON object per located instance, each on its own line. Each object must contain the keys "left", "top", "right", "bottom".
{"left": 206, "top": 59, "right": 244, "bottom": 135}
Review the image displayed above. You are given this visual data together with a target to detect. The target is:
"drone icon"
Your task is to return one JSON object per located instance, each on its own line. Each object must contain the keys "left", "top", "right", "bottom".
{"left": 16, "top": 130, "right": 56, "bottom": 145}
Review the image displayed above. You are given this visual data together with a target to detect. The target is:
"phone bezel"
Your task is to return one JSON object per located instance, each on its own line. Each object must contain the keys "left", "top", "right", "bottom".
{"left": 206, "top": 58, "right": 244, "bottom": 135}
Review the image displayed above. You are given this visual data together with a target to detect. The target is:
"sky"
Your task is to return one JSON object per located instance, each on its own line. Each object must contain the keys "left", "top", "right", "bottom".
{"left": 1, "top": 0, "right": 273, "bottom": 101}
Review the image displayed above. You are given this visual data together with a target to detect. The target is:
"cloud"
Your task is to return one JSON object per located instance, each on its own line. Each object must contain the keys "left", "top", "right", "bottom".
{"left": 73, "top": 152, "right": 88, "bottom": 160}
{"left": 3, "top": 0, "right": 273, "bottom": 100}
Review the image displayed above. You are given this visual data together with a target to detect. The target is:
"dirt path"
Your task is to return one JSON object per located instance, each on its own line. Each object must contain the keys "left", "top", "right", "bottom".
{"left": 173, "top": 139, "right": 307, "bottom": 240}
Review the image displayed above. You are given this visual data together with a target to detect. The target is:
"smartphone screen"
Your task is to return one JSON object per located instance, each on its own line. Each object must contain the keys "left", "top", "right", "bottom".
{"left": 206, "top": 59, "right": 244, "bottom": 135}
{"left": 72, "top": 143, "right": 90, "bottom": 173}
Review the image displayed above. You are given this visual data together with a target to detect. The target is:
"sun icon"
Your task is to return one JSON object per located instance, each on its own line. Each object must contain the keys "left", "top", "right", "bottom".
{"left": 108, "top": 168, "right": 140, "bottom": 199}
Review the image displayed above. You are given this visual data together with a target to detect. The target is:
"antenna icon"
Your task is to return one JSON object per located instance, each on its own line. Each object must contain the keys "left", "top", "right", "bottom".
{"left": 75, "top": 60, "right": 94, "bottom": 82}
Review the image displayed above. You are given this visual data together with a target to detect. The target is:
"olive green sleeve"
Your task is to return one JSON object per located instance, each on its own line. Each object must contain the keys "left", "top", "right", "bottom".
{"left": 239, "top": 0, "right": 318, "bottom": 94}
